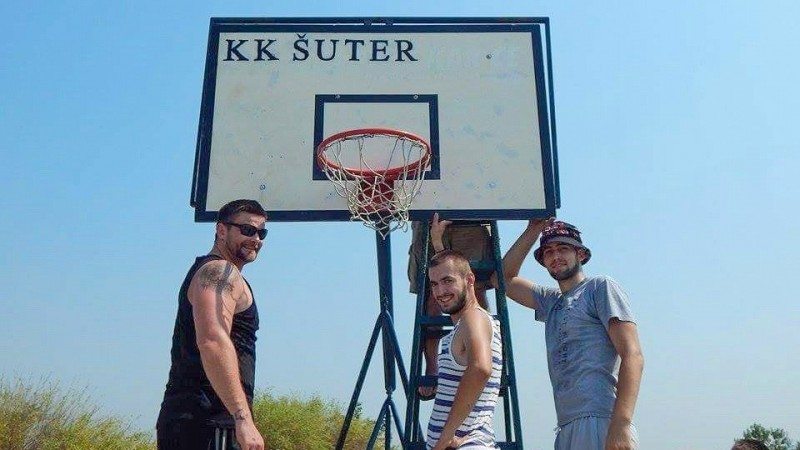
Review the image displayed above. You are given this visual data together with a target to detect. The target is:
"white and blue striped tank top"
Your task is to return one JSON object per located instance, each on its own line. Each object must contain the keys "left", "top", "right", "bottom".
{"left": 426, "top": 308, "right": 503, "bottom": 449}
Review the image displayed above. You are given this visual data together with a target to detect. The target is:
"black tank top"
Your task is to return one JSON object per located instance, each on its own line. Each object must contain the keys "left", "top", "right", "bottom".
{"left": 157, "top": 255, "right": 259, "bottom": 428}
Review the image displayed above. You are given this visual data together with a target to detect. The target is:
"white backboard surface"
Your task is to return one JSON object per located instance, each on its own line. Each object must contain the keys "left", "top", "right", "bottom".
{"left": 191, "top": 18, "right": 559, "bottom": 222}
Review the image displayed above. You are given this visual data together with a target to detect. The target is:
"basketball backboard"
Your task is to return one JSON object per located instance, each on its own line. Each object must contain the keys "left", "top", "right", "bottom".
{"left": 190, "top": 17, "right": 560, "bottom": 222}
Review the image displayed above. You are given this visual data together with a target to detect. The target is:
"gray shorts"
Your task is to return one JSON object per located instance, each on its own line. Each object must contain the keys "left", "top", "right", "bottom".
{"left": 407, "top": 221, "right": 492, "bottom": 294}
{"left": 554, "top": 416, "right": 639, "bottom": 450}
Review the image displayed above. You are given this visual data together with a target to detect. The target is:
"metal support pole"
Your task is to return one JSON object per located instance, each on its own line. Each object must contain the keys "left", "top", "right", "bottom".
{"left": 336, "top": 230, "right": 410, "bottom": 449}
{"left": 336, "top": 317, "right": 383, "bottom": 450}
{"left": 375, "top": 231, "right": 395, "bottom": 448}
{"left": 404, "top": 221, "right": 430, "bottom": 444}
{"left": 490, "top": 220, "right": 523, "bottom": 446}
{"left": 376, "top": 231, "right": 396, "bottom": 395}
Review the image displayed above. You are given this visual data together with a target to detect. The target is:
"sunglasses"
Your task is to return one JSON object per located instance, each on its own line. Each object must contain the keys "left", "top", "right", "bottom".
{"left": 224, "top": 222, "right": 268, "bottom": 240}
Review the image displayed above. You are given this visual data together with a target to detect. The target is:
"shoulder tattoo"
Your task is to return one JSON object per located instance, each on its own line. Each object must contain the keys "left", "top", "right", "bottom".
{"left": 197, "top": 262, "right": 237, "bottom": 294}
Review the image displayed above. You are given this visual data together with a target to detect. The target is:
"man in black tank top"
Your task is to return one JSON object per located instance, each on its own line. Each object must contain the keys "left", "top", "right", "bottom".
{"left": 157, "top": 199, "right": 267, "bottom": 450}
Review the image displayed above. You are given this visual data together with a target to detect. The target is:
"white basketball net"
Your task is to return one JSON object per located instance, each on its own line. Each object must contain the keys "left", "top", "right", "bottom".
{"left": 317, "top": 130, "right": 430, "bottom": 238}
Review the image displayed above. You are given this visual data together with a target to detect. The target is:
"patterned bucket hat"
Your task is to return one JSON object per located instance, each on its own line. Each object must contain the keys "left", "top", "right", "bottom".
{"left": 533, "top": 221, "right": 591, "bottom": 265}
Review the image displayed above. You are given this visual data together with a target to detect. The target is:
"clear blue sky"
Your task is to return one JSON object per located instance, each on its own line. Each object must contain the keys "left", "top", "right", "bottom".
{"left": 2, "top": 1, "right": 798, "bottom": 449}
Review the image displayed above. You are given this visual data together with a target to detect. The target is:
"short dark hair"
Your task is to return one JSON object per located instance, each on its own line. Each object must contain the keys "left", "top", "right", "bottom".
{"left": 731, "top": 439, "right": 769, "bottom": 450}
{"left": 217, "top": 199, "right": 267, "bottom": 224}
{"left": 429, "top": 249, "right": 471, "bottom": 277}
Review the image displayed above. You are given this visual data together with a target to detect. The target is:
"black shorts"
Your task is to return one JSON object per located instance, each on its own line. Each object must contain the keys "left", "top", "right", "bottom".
{"left": 157, "top": 421, "right": 240, "bottom": 450}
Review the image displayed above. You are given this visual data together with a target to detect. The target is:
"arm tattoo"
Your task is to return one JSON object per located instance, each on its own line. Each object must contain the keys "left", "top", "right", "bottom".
{"left": 234, "top": 408, "right": 247, "bottom": 421}
{"left": 198, "top": 262, "right": 239, "bottom": 308}
{"left": 196, "top": 262, "right": 239, "bottom": 329}
{"left": 198, "top": 262, "right": 236, "bottom": 294}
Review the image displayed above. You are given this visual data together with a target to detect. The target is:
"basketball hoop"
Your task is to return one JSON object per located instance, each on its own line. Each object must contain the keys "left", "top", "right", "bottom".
{"left": 316, "top": 128, "right": 431, "bottom": 237}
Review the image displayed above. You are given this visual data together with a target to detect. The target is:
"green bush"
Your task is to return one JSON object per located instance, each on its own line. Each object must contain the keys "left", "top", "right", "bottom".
{"left": 739, "top": 423, "right": 800, "bottom": 450}
{"left": 0, "top": 379, "right": 385, "bottom": 450}
{"left": 252, "top": 390, "right": 381, "bottom": 449}
{"left": 0, "top": 378, "right": 152, "bottom": 450}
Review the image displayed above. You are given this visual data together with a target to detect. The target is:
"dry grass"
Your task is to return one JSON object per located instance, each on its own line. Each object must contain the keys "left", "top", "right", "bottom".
{"left": 253, "top": 390, "right": 383, "bottom": 449}
{"left": 0, "top": 378, "right": 152, "bottom": 450}
{"left": 0, "top": 378, "right": 386, "bottom": 450}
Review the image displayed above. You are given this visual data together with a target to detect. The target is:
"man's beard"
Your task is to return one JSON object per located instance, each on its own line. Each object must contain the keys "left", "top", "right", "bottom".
{"left": 549, "top": 261, "right": 581, "bottom": 281}
{"left": 230, "top": 241, "right": 259, "bottom": 263}
{"left": 441, "top": 285, "right": 468, "bottom": 315}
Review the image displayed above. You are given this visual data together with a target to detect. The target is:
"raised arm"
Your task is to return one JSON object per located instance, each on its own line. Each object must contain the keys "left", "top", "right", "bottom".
{"left": 604, "top": 319, "right": 644, "bottom": 450}
{"left": 499, "top": 219, "right": 551, "bottom": 309}
{"left": 429, "top": 212, "right": 452, "bottom": 253}
{"left": 189, "top": 260, "right": 264, "bottom": 450}
{"left": 432, "top": 310, "right": 494, "bottom": 450}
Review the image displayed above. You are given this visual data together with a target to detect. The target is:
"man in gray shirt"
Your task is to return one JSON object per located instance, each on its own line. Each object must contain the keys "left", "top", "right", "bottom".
{"left": 501, "top": 219, "right": 644, "bottom": 450}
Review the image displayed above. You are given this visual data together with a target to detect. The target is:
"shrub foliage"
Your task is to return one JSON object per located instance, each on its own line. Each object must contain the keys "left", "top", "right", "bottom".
{"left": 253, "top": 390, "right": 381, "bottom": 449}
{"left": 0, "top": 379, "right": 151, "bottom": 450}
{"left": 0, "top": 379, "right": 382, "bottom": 450}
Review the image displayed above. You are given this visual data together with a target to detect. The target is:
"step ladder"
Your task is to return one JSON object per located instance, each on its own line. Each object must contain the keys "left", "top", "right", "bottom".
{"left": 403, "top": 220, "right": 524, "bottom": 449}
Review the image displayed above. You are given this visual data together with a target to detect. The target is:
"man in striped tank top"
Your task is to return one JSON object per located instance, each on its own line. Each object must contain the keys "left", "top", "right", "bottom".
{"left": 425, "top": 250, "right": 503, "bottom": 450}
